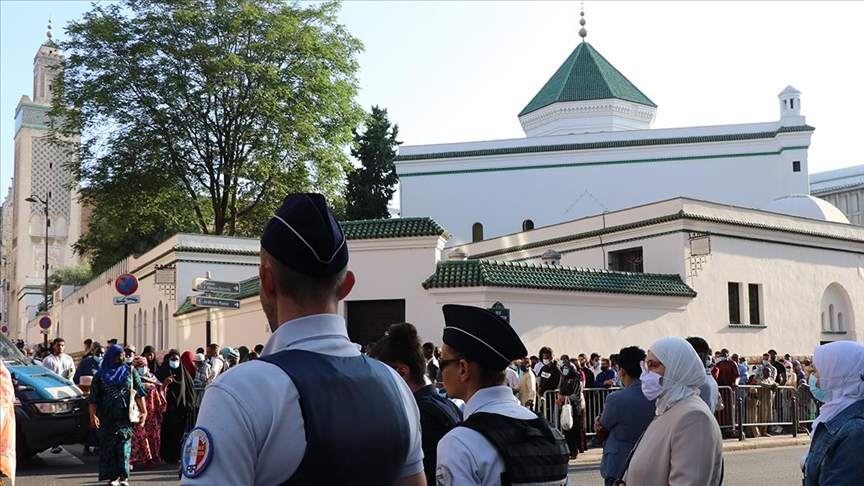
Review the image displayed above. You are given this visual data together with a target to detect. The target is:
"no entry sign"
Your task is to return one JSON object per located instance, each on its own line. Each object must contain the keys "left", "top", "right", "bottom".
{"left": 115, "top": 273, "right": 139, "bottom": 296}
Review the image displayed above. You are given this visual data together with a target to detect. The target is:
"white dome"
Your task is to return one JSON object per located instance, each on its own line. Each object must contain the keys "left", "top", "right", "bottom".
{"left": 761, "top": 195, "right": 849, "bottom": 224}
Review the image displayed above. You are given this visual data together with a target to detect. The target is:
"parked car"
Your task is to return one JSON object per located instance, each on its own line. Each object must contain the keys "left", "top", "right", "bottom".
{"left": 0, "top": 334, "right": 88, "bottom": 458}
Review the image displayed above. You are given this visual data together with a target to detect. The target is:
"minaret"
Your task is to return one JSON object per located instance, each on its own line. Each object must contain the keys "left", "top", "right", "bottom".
{"left": 4, "top": 20, "right": 82, "bottom": 342}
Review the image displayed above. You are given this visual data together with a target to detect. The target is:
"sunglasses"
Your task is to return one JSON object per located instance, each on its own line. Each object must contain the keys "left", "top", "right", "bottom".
{"left": 439, "top": 357, "right": 464, "bottom": 370}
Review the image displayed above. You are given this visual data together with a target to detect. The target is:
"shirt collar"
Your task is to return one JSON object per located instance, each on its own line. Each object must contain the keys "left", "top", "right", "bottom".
{"left": 261, "top": 314, "right": 353, "bottom": 356}
{"left": 413, "top": 384, "right": 437, "bottom": 400}
{"left": 464, "top": 385, "right": 518, "bottom": 418}
{"left": 824, "top": 399, "right": 864, "bottom": 434}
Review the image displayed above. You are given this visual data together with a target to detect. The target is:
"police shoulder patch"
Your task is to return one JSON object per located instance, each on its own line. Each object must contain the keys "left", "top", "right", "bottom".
{"left": 435, "top": 464, "right": 453, "bottom": 486}
{"left": 182, "top": 427, "right": 214, "bottom": 478}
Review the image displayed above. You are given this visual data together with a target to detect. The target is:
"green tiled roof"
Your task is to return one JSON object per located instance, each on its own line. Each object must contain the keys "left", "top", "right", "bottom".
{"left": 395, "top": 126, "right": 814, "bottom": 163}
{"left": 422, "top": 259, "right": 696, "bottom": 297}
{"left": 520, "top": 42, "right": 656, "bottom": 117}
{"left": 173, "top": 243, "right": 260, "bottom": 256}
{"left": 342, "top": 217, "right": 450, "bottom": 240}
{"left": 174, "top": 276, "right": 260, "bottom": 317}
{"left": 42, "top": 39, "right": 59, "bottom": 49}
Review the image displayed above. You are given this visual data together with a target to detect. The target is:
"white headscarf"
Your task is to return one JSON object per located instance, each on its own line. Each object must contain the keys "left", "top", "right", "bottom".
{"left": 812, "top": 341, "right": 864, "bottom": 430}
{"left": 649, "top": 336, "right": 707, "bottom": 415}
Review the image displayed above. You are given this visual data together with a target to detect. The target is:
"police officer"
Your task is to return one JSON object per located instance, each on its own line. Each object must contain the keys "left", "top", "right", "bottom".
{"left": 435, "top": 305, "right": 570, "bottom": 486}
{"left": 180, "top": 193, "right": 425, "bottom": 485}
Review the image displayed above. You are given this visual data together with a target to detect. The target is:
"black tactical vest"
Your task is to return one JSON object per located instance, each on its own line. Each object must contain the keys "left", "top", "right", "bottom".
{"left": 458, "top": 412, "right": 570, "bottom": 486}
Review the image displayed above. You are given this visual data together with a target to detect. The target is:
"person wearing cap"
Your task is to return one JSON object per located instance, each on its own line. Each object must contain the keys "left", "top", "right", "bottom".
{"left": 191, "top": 353, "right": 212, "bottom": 386}
{"left": 226, "top": 348, "right": 240, "bottom": 368}
{"left": 180, "top": 193, "right": 424, "bottom": 485}
{"left": 434, "top": 305, "right": 570, "bottom": 486}
{"left": 124, "top": 345, "right": 136, "bottom": 365}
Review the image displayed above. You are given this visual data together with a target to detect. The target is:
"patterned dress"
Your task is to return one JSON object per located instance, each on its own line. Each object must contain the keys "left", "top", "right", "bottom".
{"left": 87, "top": 371, "right": 147, "bottom": 481}
{"left": 130, "top": 376, "right": 167, "bottom": 464}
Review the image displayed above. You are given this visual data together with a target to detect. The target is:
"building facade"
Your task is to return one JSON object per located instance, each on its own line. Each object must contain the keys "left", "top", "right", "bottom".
{"left": 1, "top": 25, "right": 84, "bottom": 340}
{"left": 811, "top": 164, "right": 864, "bottom": 225}
{"left": 395, "top": 38, "right": 813, "bottom": 245}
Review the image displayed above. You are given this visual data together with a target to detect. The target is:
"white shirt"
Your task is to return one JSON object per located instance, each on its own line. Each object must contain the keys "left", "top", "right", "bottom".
{"left": 504, "top": 367, "right": 520, "bottom": 389}
{"left": 180, "top": 314, "right": 424, "bottom": 485}
{"left": 208, "top": 355, "right": 224, "bottom": 380}
{"left": 436, "top": 386, "right": 570, "bottom": 486}
{"left": 41, "top": 353, "right": 75, "bottom": 380}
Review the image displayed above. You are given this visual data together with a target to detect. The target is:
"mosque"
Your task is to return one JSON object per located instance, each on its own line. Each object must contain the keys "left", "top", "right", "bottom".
{"left": 12, "top": 13, "right": 863, "bottom": 358}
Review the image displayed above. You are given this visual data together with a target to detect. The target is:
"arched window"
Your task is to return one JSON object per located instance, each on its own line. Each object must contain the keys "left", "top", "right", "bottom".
{"left": 158, "top": 303, "right": 164, "bottom": 350}
{"left": 163, "top": 302, "right": 170, "bottom": 350}
{"left": 472, "top": 222, "right": 484, "bottom": 243}
{"left": 829, "top": 304, "right": 835, "bottom": 331}
{"left": 143, "top": 310, "right": 148, "bottom": 347}
{"left": 838, "top": 312, "right": 844, "bottom": 331}
{"left": 522, "top": 219, "right": 535, "bottom": 231}
{"left": 821, "top": 312, "right": 827, "bottom": 331}
{"left": 152, "top": 307, "right": 157, "bottom": 347}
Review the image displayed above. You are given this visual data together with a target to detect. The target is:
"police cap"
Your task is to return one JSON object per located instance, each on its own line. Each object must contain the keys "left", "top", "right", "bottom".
{"left": 442, "top": 304, "right": 527, "bottom": 370}
{"left": 261, "top": 193, "right": 348, "bottom": 277}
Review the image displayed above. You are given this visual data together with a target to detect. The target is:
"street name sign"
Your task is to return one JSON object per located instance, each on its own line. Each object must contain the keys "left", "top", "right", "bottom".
{"left": 192, "top": 296, "right": 241, "bottom": 309}
{"left": 113, "top": 295, "right": 141, "bottom": 306}
{"left": 192, "top": 278, "right": 240, "bottom": 294}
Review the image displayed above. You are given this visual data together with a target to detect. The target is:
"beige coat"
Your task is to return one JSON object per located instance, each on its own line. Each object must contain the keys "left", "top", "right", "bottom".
{"left": 623, "top": 394, "right": 723, "bottom": 486}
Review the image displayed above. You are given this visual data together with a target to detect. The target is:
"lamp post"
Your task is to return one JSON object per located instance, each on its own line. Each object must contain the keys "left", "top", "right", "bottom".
{"left": 25, "top": 192, "right": 49, "bottom": 349}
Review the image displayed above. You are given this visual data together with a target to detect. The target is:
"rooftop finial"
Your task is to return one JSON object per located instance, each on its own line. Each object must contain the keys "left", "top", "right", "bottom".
{"left": 47, "top": 16, "right": 53, "bottom": 40}
{"left": 579, "top": 4, "right": 587, "bottom": 42}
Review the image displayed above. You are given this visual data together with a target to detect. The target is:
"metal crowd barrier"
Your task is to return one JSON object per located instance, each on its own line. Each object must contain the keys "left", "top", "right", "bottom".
{"left": 541, "top": 383, "right": 818, "bottom": 443}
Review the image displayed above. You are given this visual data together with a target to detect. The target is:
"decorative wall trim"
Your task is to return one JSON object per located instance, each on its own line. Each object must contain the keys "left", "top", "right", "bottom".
{"left": 821, "top": 330, "right": 848, "bottom": 335}
{"left": 728, "top": 324, "right": 768, "bottom": 329}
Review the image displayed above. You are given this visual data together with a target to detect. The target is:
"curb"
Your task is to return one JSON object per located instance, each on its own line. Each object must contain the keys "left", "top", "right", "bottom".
{"left": 570, "top": 436, "right": 810, "bottom": 466}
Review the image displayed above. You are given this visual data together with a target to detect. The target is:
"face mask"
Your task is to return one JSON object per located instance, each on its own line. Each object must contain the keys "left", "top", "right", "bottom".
{"left": 716, "top": 357, "right": 726, "bottom": 362}
{"left": 137, "top": 367, "right": 148, "bottom": 375}
{"left": 593, "top": 362, "right": 601, "bottom": 369}
{"left": 562, "top": 368, "right": 570, "bottom": 376}
{"left": 641, "top": 371, "right": 664, "bottom": 401}
{"left": 542, "top": 359, "right": 550, "bottom": 366}
{"left": 94, "top": 356, "right": 103, "bottom": 364}
{"left": 614, "top": 376, "right": 623, "bottom": 388}
{"left": 809, "top": 374, "right": 829, "bottom": 403}
{"left": 436, "top": 388, "right": 448, "bottom": 399}
{"left": 125, "top": 357, "right": 133, "bottom": 364}
{"left": 169, "top": 360, "right": 180, "bottom": 369}
{"left": 705, "top": 358, "right": 712, "bottom": 368}
{"left": 762, "top": 360, "right": 770, "bottom": 366}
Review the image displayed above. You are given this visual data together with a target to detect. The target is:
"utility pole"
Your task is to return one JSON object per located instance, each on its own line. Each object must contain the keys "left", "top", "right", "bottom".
{"left": 25, "top": 191, "right": 50, "bottom": 349}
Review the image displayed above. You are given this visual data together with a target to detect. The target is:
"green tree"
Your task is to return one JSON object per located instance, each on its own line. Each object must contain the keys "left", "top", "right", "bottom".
{"left": 46, "top": 262, "right": 93, "bottom": 293}
{"left": 345, "top": 106, "right": 401, "bottom": 220}
{"left": 49, "top": 0, "right": 364, "bottom": 241}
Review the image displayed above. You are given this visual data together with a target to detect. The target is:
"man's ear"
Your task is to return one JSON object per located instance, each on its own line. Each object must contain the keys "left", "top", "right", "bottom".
{"left": 338, "top": 270, "right": 356, "bottom": 300}
{"left": 259, "top": 258, "right": 277, "bottom": 298}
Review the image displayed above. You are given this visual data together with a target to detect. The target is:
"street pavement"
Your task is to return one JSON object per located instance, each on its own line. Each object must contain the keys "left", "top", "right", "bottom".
{"left": 17, "top": 437, "right": 810, "bottom": 485}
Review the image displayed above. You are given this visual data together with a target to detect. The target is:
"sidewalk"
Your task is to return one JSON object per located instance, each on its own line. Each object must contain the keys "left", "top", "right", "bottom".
{"left": 571, "top": 434, "right": 811, "bottom": 465}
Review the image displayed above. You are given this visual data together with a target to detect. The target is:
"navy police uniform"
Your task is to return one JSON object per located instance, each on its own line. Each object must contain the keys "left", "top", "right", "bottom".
{"left": 435, "top": 305, "right": 570, "bottom": 486}
{"left": 180, "top": 194, "right": 423, "bottom": 485}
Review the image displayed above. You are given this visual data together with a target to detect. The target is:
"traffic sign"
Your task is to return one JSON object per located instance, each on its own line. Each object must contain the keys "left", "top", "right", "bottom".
{"left": 113, "top": 295, "right": 141, "bottom": 306}
{"left": 115, "top": 273, "right": 139, "bottom": 296}
{"left": 40, "top": 329, "right": 50, "bottom": 335}
{"left": 192, "top": 296, "right": 241, "bottom": 310}
{"left": 192, "top": 278, "right": 240, "bottom": 294}
{"left": 39, "top": 316, "right": 52, "bottom": 330}
{"left": 1, "top": 326, "right": 7, "bottom": 334}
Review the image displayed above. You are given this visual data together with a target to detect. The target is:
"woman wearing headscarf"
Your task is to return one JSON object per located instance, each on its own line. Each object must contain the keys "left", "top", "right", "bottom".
{"left": 237, "top": 346, "right": 250, "bottom": 363}
{"left": 141, "top": 346, "right": 158, "bottom": 374}
{"left": 129, "top": 356, "right": 166, "bottom": 469}
{"left": 88, "top": 344, "right": 148, "bottom": 486}
{"left": 802, "top": 341, "right": 864, "bottom": 485}
{"left": 157, "top": 350, "right": 197, "bottom": 465}
{"left": 621, "top": 336, "right": 723, "bottom": 486}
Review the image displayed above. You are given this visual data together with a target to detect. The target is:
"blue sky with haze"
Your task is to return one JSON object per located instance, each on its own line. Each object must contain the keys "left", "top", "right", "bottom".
{"left": 2, "top": 1, "right": 863, "bottom": 198}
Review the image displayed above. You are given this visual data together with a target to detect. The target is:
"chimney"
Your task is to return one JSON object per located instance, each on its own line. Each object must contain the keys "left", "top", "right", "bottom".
{"left": 541, "top": 249, "right": 561, "bottom": 266}
{"left": 448, "top": 248, "right": 468, "bottom": 261}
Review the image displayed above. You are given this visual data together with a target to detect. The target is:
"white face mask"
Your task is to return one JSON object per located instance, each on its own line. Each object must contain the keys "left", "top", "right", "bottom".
{"left": 641, "top": 370, "right": 664, "bottom": 401}
{"left": 169, "top": 360, "right": 180, "bottom": 369}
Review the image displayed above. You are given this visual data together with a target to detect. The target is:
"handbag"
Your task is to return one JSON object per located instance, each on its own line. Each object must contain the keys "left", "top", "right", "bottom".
{"left": 560, "top": 397, "right": 573, "bottom": 431}
{"left": 128, "top": 375, "right": 141, "bottom": 423}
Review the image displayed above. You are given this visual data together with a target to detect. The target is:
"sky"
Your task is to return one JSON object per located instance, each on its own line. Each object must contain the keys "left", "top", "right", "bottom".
{"left": 2, "top": 1, "right": 863, "bottom": 198}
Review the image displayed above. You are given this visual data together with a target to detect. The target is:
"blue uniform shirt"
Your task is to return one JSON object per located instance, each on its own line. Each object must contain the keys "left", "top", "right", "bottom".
{"left": 598, "top": 379, "right": 656, "bottom": 481}
{"left": 180, "top": 314, "right": 424, "bottom": 485}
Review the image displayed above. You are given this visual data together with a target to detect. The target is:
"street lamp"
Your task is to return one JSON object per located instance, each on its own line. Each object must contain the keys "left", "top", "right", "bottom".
{"left": 25, "top": 192, "right": 49, "bottom": 349}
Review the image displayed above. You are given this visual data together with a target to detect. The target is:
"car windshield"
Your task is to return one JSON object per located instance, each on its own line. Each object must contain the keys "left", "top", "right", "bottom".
{"left": 0, "top": 333, "right": 29, "bottom": 366}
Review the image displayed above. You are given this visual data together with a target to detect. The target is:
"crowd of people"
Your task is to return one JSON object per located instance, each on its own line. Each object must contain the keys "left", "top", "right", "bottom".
{"left": 17, "top": 192, "right": 864, "bottom": 486}
{"left": 17, "top": 336, "right": 263, "bottom": 486}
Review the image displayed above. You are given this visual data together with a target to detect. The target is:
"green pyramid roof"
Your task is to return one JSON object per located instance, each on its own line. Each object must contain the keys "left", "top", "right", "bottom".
{"left": 42, "top": 39, "right": 58, "bottom": 49}
{"left": 519, "top": 42, "right": 656, "bottom": 117}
